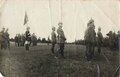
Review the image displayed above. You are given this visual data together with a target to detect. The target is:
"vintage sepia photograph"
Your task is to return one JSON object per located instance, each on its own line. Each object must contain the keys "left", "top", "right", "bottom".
{"left": 0, "top": 0, "right": 120, "bottom": 77}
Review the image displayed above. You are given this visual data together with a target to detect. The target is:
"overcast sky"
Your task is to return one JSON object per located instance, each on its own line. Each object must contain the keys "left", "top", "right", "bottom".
{"left": 0, "top": 0, "right": 119, "bottom": 42}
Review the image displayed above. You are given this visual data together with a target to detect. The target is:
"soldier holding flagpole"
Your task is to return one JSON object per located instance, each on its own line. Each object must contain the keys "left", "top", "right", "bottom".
{"left": 23, "top": 11, "right": 31, "bottom": 51}
{"left": 25, "top": 26, "right": 31, "bottom": 51}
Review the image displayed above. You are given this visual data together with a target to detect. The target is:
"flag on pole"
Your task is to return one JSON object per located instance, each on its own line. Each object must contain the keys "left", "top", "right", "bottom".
{"left": 23, "top": 12, "right": 28, "bottom": 25}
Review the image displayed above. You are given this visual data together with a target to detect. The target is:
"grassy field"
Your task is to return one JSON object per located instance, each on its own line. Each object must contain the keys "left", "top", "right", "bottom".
{"left": 0, "top": 43, "right": 119, "bottom": 77}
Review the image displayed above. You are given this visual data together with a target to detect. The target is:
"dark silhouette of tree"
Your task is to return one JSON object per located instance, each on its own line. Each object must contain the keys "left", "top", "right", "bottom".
{"left": 10, "top": 38, "right": 14, "bottom": 42}
{"left": 37, "top": 37, "right": 41, "bottom": 43}
{"left": 41, "top": 38, "right": 47, "bottom": 43}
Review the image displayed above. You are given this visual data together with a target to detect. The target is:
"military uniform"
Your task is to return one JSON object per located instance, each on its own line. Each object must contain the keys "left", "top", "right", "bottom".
{"left": 25, "top": 29, "right": 31, "bottom": 51}
{"left": 51, "top": 29, "right": 56, "bottom": 54}
{"left": 31, "top": 33, "right": 37, "bottom": 46}
{"left": 84, "top": 19, "right": 96, "bottom": 61}
{"left": 18, "top": 34, "right": 21, "bottom": 47}
{"left": 97, "top": 28, "right": 103, "bottom": 54}
{"left": 107, "top": 31, "right": 114, "bottom": 50}
{"left": 57, "top": 25, "right": 66, "bottom": 57}
{"left": 0, "top": 31, "right": 5, "bottom": 50}
{"left": 21, "top": 34, "right": 25, "bottom": 46}
{"left": 4, "top": 31, "right": 10, "bottom": 49}
{"left": 14, "top": 35, "right": 18, "bottom": 46}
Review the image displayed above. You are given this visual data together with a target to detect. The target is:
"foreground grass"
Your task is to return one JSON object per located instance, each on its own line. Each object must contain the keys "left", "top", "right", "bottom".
{"left": 0, "top": 44, "right": 119, "bottom": 77}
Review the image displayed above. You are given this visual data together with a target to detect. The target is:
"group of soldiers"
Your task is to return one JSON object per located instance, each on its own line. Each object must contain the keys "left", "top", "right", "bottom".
{"left": 0, "top": 19, "right": 120, "bottom": 61}
{"left": 106, "top": 30, "right": 120, "bottom": 50}
{"left": 84, "top": 19, "right": 120, "bottom": 61}
{"left": 14, "top": 27, "right": 37, "bottom": 50}
{"left": 14, "top": 33, "right": 26, "bottom": 47}
{"left": 0, "top": 27, "right": 10, "bottom": 50}
{"left": 14, "top": 30, "right": 37, "bottom": 48}
{"left": 51, "top": 19, "right": 103, "bottom": 60}
{"left": 51, "top": 20, "right": 120, "bottom": 60}
{"left": 51, "top": 22, "right": 66, "bottom": 58}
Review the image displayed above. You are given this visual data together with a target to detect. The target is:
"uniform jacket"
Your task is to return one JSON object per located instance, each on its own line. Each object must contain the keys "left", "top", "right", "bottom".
{"left": 97, "top": 31, "right": 103, "bottom": 43}
{"left": 57, "top": 28, "right": 66, "bottom": 43}
{"left": 84, "top": 25, "right": 96, "bottom": 44}
{"left": 0, "top": 31, "right": 5, "bottom": 42}
{"left": 25, "top": 31, "right": 31, "bottom": 41}
{"left": 51, "top": 31, "right": 56, "bottom": 43}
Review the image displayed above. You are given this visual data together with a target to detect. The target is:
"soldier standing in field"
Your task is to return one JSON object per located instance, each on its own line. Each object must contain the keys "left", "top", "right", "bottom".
{"left": 84, "top": 22, "right": 91, "bottom": 58}
{"left": 51, "top": 27, "right": 56, "bottom": 54}
{"left": 84, "top": 19, "right": 96, "bottom": 61}
{"left": 14, "top": 34, "right": 18, "bottom": 46}
{"left": 0, "top": 28, "right": 4, "bottom": 50}
{"left": 57, "top": 22, "right": 66, "bottom": 58}
{"left": 97, "top": 27, "right": 103, "bottom": 54}
{"left": 21, "top": 33, "right": 26, "bottom": 46}
{"left": 4, "top": 28, "right": 10, "bottom": 50}
{"left": 25, "top": 26, "right": 31, "bottom": 51}
{"left": 0, "top": 27, "right": 5, "bottom": 50}
{"left": 107, "top": 31, "right": 114, "bottom": 50}
{"left": 18, "top": 34, "right": 21, "bottom": 47}
{"left": 31, "top": 33, "right": 37, "bottom": 46}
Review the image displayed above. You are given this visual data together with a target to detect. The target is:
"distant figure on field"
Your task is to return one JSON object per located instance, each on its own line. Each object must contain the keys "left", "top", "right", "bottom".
{"left": 25, "top": 26, "right": 31, "bottom": 51}
{"left": 14, "top": 34, "right": 18, "bottom": 46}
{"left": 0, "top": 27, "right": 6, "bottom": 50}
{"left": 31, "top": 33, "right": 37, "bottom": 46}
{"left": 57, "top": 22, "right": 66, "bottom": 58}
{"left": 97, "top": 27, "right": 103, "bottom": 54}
{"left": 47, "top": 37, "right": 51, "bottom": 45}
{"left": 18, "top": 34, "right": 21, "bottom": 47}
{"left": 51, "top": 27, "right": 56, "bottom": 54}
{"left": 4, "top": 28, "right": 10, "bottom": 49}
{"left": 106, "top": 31, "right": 115, "bottom": 50}
{"left": 84, "top": 19, "right": 96, "bottom": 61}
{"left": 21, "top": 34, "right": 26, "bottom": 46}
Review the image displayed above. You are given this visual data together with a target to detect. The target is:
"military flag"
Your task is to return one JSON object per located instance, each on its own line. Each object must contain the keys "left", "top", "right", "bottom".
{"left": 23, "top": 12, "right": 28, "bottom": 25}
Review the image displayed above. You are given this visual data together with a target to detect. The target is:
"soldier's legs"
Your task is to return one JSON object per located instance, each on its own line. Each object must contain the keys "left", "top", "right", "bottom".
{"left": 25, "top": 44, "right": 29, "bottom": 51}
{"left": 86, "top": 43, "right": 89, "bottom": 61}
{"left": 21, "top": 41, "right": 22, "bottom": 46}
{"left": 5, "top": 40, "right": 10, "bottom": 50}
{"left": 17, "top": 42, "right": 18, "bottom": 47}
{"left": 85, "top": 43, "right": 89, "bottom": 58}
{"left": 1, "top": 42, "right": 3, "bottom": 50}
{"left": 51, "top": 43, "right": 55, "bottom": 54}
{"left": 54, "top": 44, "right": 60, "bottom": 58}
{"left": 98, "top": 43, "right": 101, "bottom": 54}
{"left": 15, "top": 42, "right": 16, "bottom": 46}
{"left": 60, "top": 43, "right": 65, "bottom": 57}
{"left": 3, "top": 41, "right": 6, "bottom": 49}
{"left": 23, "top": 41, "right": 25, "bottom": 46}
{"left": 86, "top": 43, "right": 93, "bottom": 61}
{"left": 89, "top": 46, "right": 92, "bottom": 61}
{"left": 91, "top": 45, "right": 95, "bottom": 59}
{"left": 18, "top": 42, "right": 20, "bottom": 47}
{"left": 2, "top": 41, "right": 6, "bottom": 50}
{"left": 8, "top": 41, "right": 10, "bottom": 50}
{"left": 15, "top": 42, "right": 17, "bottom": 46}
